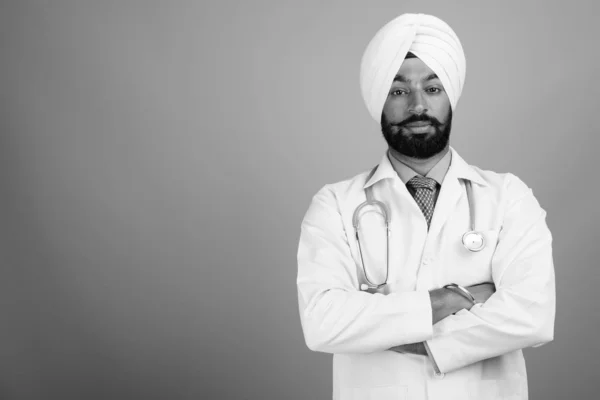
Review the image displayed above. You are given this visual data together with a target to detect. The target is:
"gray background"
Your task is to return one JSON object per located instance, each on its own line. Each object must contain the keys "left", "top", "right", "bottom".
{"left": 0, "top": 1, "right": 597, "bottom": 399}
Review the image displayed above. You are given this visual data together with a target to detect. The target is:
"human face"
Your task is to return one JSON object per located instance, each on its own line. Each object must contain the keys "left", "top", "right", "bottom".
{"left": 381, "top": 57, "right": 452, "bottom": 159}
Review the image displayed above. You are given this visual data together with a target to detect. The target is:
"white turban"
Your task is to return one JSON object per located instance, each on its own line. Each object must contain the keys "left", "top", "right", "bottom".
{"left": 360, "top": 13, "right": 466, "bottom": 122}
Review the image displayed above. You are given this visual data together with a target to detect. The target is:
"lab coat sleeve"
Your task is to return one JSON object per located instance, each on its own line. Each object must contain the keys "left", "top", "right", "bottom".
{"left": 297, "top": 184, "right": 434, "bottom": 354}
{"left": 425, "top": 174, "right": 556, "bottom": 373}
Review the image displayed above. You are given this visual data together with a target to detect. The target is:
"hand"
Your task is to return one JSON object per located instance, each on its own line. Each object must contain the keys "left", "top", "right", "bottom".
{"left": 389, "top": 342, "right": 427, "bottom": 356}
{"left": 429, "top": 282, "right": 496, "bottom": 325}
{"left": 467, "top": 282, "right": 496, "bottom": 304}
{"left": 429, "top": 287, "right": 473, "bottom": 324}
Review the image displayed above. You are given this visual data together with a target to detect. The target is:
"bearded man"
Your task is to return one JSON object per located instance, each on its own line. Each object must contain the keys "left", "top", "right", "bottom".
{"left": 297, "top": 13, "right": 555, "bottom": 400}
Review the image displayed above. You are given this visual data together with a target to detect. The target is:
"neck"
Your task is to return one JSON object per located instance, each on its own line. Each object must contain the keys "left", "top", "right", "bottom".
{"left": 389, "top": 146, "right": 450, "bottom": 176}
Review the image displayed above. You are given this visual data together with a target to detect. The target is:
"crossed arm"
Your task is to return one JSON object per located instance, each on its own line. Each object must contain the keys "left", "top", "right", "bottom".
{"left": 388, "top": 283, "right": 496, "bottom": 356}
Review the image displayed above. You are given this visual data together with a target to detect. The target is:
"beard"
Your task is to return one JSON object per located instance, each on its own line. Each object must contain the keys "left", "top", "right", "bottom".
{"left": 381, "top": 107, "right": 452, "bottom": 159}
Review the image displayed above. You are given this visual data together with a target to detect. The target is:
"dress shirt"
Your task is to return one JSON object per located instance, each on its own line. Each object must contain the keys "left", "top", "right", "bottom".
{"left": 387, "top": 148, "right": 452, "bottom": 206}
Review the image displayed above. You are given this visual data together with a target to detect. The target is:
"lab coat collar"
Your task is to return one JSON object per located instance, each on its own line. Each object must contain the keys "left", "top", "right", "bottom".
{"left": 449, "top": 148, "right": 489, "bottom": 187}
{"left": 363, "top": 152, "right": 398, "bottom": 189}
{"left": 364, "top": 147, "right": 488, "bottom": 189}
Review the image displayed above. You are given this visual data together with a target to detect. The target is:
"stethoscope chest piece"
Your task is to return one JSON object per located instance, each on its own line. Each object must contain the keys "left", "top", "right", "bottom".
{"left": 462, "top": 231, "right": 485, "bottom": 252}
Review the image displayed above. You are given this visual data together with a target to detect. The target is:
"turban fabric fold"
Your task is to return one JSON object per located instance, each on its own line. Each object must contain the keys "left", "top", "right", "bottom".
{"left": 359, "top": 13, "right": 466, "bottom": 122}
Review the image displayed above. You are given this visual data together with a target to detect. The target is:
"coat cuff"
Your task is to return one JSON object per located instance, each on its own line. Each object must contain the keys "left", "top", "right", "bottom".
{"left": 424, "top": 306, "right": 483, "bottom": 373}
{"left": 387, "top": 289, "right": 434, "bottom": 344}
{"left": 423, "top": 341, "right": 441, "bottom": 374}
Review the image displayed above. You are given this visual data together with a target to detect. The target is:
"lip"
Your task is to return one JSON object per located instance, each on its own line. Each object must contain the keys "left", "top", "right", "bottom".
{"left": 404, "top": 121, "right": 432, "bottom": 127}
{"left": 403, "top": 124, "right": 433, "bottom": 134}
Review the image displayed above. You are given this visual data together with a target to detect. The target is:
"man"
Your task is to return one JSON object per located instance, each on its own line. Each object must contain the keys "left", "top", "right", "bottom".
{"left": 296, "top": 13, "right": 555, "bottom": 400}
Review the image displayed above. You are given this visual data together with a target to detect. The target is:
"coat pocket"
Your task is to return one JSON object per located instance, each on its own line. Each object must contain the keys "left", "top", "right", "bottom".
{"left": 443, "top": 229, "right": 500, "bottom": 285}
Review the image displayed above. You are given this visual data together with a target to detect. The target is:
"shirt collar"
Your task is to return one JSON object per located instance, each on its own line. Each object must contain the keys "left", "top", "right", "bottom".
{"left": 387, "top": 148, "right": 452, "bottom": 185}
{"left": 364, "top": 147, "right": 488, "bottom": 189}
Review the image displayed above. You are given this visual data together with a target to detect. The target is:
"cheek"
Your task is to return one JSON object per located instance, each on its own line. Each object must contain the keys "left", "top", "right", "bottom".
{"left": 432, "top": 96, "right": 452, "bottom": 121}
{"left": 382, "top": 99, "right": 408, "bottom": 123}
{"left": 422, "top": 98, "right": 447, "bottom": 121}
{"left": 436, "top": 105, "right": 452, "bottom": 124}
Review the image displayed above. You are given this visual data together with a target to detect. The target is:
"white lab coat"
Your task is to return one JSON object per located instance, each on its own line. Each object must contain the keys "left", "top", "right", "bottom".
{"left": 297, "top": 148, "right": 555, "bottom": 400}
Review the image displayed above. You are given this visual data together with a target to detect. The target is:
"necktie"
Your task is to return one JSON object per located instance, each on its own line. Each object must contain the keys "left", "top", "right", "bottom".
{"left": 407, "top": 176, "right": 438, "bottom": 229}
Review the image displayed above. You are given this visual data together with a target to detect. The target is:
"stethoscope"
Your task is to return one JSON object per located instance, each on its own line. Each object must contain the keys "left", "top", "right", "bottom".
{"left": 352, "top": 167, "right": 484, "bottom": 291}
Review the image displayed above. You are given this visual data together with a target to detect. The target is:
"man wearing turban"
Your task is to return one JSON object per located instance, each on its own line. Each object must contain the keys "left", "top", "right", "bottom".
{"left": 297, "top": 13, "right": 555, "bottom": 400}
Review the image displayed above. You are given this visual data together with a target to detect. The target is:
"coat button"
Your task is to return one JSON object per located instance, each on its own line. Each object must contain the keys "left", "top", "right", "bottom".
{"left": 434, "top": 371, "right": 445, "bottom": 379}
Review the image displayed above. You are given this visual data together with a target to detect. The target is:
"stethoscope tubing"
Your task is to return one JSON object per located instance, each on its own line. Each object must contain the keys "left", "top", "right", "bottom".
{"left": 353, "top": 202, "right": 391, "bottom": 290}
{"left": 353, "top": 176, "right": 484, "bottom": 291}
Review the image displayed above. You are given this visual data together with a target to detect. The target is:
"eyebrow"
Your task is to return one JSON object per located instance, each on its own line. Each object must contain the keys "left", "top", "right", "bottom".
{"left": 393, "top": 73, "right": 439, "bottom": 83}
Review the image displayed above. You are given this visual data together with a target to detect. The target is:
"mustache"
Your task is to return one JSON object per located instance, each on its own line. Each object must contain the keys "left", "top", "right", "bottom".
{"left": 392, "top": 113, "right": 443, "bottom": 128}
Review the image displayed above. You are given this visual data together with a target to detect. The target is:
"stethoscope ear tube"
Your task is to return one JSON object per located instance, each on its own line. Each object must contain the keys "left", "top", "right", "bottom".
{"left": 354, "top": 198, "right": 391, "bottom": 292}
{"left": 462, "top": 180, "right": 485, "bottom": 252}
{"left": 354, "top": 166, "right": 391, "bottom": 292}
{"left": 354, "top": 168, "right": 487, "bottom": 291}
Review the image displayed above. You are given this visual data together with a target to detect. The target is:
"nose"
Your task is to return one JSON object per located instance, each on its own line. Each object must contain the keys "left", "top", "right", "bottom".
{"left": 408, "top": 91, "right": 428, "bottom": 115}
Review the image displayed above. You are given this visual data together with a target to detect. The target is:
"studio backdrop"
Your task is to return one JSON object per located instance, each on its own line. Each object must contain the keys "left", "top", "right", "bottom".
{"left": 0, "top": 1, "right": 598, "bottom": 399}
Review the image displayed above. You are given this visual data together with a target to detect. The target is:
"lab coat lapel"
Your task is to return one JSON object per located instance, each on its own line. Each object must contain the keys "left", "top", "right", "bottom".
{"left": 428, "top": 167, "right": 463, "bottom": 238}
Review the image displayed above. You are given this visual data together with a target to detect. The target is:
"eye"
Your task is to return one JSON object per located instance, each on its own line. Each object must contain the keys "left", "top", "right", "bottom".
{"left": 390, "top": 89, "right": 408, "bottom": 97}
{"left": 426, "top": 87, "right": 441, "bottom": 93}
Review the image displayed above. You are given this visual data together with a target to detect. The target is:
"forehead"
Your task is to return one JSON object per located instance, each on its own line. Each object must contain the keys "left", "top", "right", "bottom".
{"left": 395, "top": 57, "right": 437, "bottom": 81}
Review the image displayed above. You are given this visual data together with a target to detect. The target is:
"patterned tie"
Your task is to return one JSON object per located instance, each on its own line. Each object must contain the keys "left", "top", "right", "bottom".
{"left": 407, "top": 176, "right": 438, "bottom": 229}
